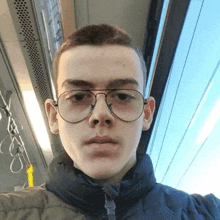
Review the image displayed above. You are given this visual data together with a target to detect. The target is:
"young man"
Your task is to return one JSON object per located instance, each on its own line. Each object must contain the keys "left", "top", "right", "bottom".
{"left": 0, "top": 24, "right": 220, "bottom": 219}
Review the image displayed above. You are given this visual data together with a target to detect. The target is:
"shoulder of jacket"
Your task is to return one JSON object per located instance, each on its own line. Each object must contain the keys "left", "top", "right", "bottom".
{"left": 0, "top": 185, "right": 74, "bottom": 212}
{"left": 147, "top": 183, "right": 191, "bottom": 208}
{"left": 150, "top": 183, "right": 220, "bottom": 217}
{"left": 157, "top": 183, "right": 220, "bottom": 205}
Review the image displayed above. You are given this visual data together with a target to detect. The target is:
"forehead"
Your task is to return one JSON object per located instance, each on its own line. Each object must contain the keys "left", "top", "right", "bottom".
{"left": 57, "top": 45, "right": 144, "bottom": 93}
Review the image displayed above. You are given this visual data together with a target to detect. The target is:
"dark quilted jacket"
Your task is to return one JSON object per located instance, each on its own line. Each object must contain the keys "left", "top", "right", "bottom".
{"left": 0, "top": 152, "right": 220, "bottom": 219}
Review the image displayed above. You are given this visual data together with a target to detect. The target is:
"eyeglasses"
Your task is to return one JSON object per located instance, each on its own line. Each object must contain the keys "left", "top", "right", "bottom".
{"left": 54, "top": 89, "right": 147, "bottom": 123}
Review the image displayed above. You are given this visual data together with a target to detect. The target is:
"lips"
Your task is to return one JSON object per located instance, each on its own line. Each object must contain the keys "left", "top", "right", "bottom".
{"left": 84, "top": 136, "right": 119, "bottom": 155}
{"left": 84, "top": 136, "right": 118, "bottom": 145}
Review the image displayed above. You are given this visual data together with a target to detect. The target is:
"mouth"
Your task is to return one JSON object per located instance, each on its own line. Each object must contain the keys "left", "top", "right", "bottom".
{"left": 85, "top": 136, "right": 118, "bottom": 145}
{"left": 84, "top": 136, "right": 119, "bottom": 154}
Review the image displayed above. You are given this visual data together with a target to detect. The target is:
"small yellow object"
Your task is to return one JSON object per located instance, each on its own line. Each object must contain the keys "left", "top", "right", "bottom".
{"left": 26, "top": 164, "right": 34, "bottom": 187}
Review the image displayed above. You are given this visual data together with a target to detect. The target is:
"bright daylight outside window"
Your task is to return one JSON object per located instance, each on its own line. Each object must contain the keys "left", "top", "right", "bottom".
{"left": 147, "top": 0, "right": 220, "bottom": 198}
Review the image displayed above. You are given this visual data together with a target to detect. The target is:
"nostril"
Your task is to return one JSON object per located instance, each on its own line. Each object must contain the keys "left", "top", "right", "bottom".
{"left": 92, "top": 119, "right": 111, "bottom": 126}
{"left": 93, "top": 119, "right": 99, "bottom": 125}
{"left": 106, "top": 119, "right": 111, "bottom": 125}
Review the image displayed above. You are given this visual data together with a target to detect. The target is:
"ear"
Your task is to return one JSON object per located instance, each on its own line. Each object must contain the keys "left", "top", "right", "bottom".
{"left": 142, "top": 96, "right": 156, "bottom": 131}
{"left": 44, "top": 99, "right": 59, "bottom": 134}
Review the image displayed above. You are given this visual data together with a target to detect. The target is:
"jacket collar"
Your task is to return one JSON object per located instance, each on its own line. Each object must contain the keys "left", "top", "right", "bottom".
{"left": 46, "top": 151, "right": 156, "bottom": 214}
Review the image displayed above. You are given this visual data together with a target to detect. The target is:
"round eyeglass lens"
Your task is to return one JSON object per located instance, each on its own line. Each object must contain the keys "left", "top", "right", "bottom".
{"left": 58, "top": 90, "right": 95, "bottom": 123}
{"left": 106, "top": 90, "right": 144, "bottom": 122}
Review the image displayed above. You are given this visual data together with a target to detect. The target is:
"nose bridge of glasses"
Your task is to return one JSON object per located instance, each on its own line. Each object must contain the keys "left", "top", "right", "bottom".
{"left": 91, "top": 91, "right": 110, "bottom": 110}
{"left": 93, "top": 91, "right": 107, "bottom": 97}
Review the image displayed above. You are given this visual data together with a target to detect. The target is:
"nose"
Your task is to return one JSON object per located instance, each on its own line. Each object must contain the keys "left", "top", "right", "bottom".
{"left": 88, "top": 93, "right": 115, "bottom": 127}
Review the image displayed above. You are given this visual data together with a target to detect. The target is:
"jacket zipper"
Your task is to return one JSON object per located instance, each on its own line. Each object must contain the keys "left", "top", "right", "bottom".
{"left": 104, "top": 194, "right": 116, "bottom": 220}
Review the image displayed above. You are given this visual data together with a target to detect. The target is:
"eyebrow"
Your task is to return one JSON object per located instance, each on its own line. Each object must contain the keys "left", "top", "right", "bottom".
{"left": 62, "top": 79, "right": 95, "bottom": 88}
{"left": 61, "top": 78, "right": 139, "bottom": 89}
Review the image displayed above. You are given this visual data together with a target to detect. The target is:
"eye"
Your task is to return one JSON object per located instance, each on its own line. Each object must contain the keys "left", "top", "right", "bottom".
{"left": 73, "top": 93, "right": 85, "bottom": 101}
{"left": 117, "top": 93, "right": 130, "bottom": 100}
{"left": 65, "top": 91, "right": 89, "bottom": 102}
{"left": 112, "top": 90, "right": 135, "bottom": 101}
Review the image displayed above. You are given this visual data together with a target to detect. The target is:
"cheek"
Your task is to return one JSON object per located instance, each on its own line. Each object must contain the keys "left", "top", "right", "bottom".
{"left": 57, "top": 121, "right": 84, "bottom": 161}
{"left": 57, "top": 119, "right": 79, "bottom": 146}
{"left": 123, "top": 118, "right": 143, "bottom": 149}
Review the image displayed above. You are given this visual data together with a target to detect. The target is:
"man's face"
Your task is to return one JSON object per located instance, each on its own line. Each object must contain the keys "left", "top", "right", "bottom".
{"left": 46, "top": 45, "right": 155, "bottom": 183}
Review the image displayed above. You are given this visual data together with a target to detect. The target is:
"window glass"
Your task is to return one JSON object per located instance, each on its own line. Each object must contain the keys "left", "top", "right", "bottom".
{"left": 147, "top": 0, "right": 220, "bottom": 197}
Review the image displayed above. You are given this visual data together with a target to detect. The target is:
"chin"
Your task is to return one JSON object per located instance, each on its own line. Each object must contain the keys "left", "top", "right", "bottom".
{"left": 88, "top": 168, "right": 118, "bottom": 178}
{"left": 96, "top": 171, "right": 117, "bottom": 179}
{"left": 84, "top": 164, "right": 122, "bottom": 182}
{"left": 76, "top": 155, "right": 136, "bottom": 183}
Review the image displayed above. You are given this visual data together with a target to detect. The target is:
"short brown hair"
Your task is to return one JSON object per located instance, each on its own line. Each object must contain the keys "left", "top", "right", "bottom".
{"left": 53, "top": 24, "right": 147, "bottom": 96}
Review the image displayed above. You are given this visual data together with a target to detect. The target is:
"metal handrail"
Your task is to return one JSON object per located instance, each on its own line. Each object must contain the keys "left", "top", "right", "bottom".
{"left": 0, "top": 90, "right": 34, "bottom": 187}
